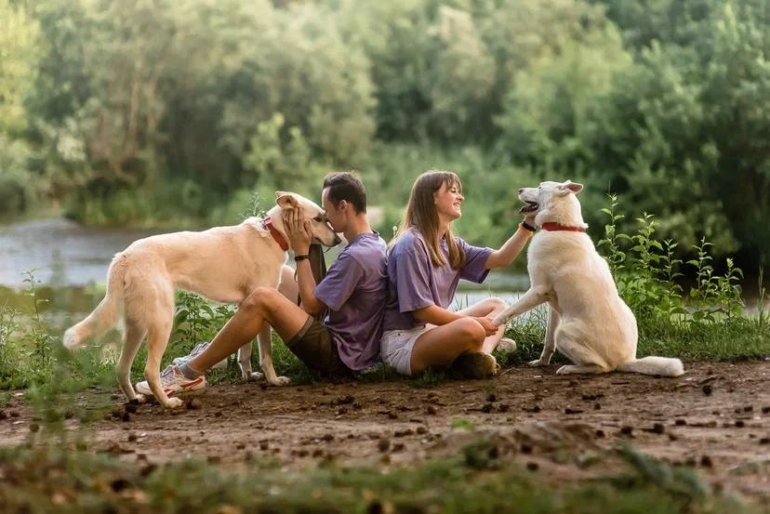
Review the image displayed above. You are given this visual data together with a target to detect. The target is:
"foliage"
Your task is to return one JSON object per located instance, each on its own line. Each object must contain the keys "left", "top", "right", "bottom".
{"left": 1, "top": 0, "right": 768, "bottom": 276}
{"left": 597, "top": 194, "right": 747, "bottom": 326}
{"left": 0, "top": 0, "right": 40, "bottom": 217}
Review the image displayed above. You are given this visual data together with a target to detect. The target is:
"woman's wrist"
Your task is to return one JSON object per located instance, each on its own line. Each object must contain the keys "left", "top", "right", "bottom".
{"left": 518, "top": 222, "right": 536, "bottom": 237}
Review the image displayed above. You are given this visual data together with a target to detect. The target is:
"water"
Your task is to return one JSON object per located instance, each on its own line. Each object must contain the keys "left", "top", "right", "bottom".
{"left": 0, "top": 218, "right": 165, "bottom": 288}
{"left": 0, "top": 218, "right": 528, "bottom": 313}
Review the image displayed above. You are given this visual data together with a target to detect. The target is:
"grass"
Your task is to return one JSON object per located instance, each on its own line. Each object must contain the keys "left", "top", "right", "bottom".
{"left": 0, "top": 440, "right": 757, "bottom": 514}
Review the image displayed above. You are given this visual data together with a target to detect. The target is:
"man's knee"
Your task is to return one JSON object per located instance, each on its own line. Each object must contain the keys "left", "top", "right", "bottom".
{"left": 240, "top": 286, "right": 281, "bottom": 313}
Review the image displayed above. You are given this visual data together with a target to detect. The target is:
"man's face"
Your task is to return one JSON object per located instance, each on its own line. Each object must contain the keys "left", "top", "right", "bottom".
{"left": 321, "top": 187, "right": 345, "bottom": 233}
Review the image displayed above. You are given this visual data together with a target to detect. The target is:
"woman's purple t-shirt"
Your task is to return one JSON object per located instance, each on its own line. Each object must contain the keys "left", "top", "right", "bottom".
{"left": 382, "top": 228, "right": 493, "bottom": 331}
{"left": 314, "top": 232, "right": 388, "bottom": 370}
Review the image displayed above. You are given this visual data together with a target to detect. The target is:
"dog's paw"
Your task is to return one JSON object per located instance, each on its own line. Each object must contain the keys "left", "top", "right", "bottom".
{"left": 163, "top": 397, "right": 185, "bottom": 409}
{"left": 268, "top": 376, "right": 291, "bottom": 386}
{"left": 491, "top": 315, "right": 506, "bottom": 326}
{"left": 528, "top": 359, "right": 548, "bottom": 367}
{"left": 247, "top": 371, "right": 264, "bottom": 382}
{"left": 133, "top": 394, "right": 148, "bottom": 404}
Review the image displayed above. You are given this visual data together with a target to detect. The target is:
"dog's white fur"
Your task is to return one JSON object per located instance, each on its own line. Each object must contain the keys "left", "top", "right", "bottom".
{"left": 492, "top": 180, "right": 684, "bottom": 377}
{"left": 63, "top": 192, "right": 340, "bottom": 408}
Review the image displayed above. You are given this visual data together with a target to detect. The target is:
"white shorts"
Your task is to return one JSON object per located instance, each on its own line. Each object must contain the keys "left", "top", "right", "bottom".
{"left": 381, "top": 326, "right": 431, "bottom": 376}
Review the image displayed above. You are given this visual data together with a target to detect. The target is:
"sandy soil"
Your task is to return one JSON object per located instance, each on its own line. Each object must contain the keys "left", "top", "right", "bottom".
{"left": 2, "top": 361, "right": 769, "bottom": 502}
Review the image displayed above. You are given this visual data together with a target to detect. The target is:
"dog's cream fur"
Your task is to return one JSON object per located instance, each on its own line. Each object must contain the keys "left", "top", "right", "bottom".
{"left": 63, "top": 192, "right": 340, "bottom": 408}
{"left": 492, "top": 180, "right": 684, "bottom": 377}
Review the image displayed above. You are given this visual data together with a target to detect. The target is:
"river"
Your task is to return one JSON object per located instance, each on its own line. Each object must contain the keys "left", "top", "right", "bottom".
{"left": 0, "top": 218, "right": 529, "bottom": 312}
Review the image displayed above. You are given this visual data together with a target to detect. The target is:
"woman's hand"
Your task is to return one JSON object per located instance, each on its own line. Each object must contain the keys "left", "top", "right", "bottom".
{"left": 282, "top": 206, "right": 313, "bottom": 255}
{"left": 523, "top": 213, "right": 537, "bottom": 228}
{"left": 474, "top": 316, "right": 499, "bottom": 336}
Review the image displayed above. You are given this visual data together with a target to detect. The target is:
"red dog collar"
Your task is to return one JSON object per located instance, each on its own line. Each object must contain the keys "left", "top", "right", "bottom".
{"left": 262, "top": 217, "right": 290, "bottom": 251}
{"left": 541, "top": 222, "right": 587, "bottom": 233}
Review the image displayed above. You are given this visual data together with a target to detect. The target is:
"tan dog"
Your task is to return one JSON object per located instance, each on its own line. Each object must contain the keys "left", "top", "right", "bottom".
{"left": 63, "top": 192, "right": 340, "bottom": 408}
{"left": 492, "top": 180, "right": 684, "bottom": 377}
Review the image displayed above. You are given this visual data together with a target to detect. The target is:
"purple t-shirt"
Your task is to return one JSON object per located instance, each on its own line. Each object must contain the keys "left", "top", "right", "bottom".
{"left": 314, "top": 232, "right": 388, "bottom": 371}
{"left": 383, "top": 228, "right": 493, "bottom": 331}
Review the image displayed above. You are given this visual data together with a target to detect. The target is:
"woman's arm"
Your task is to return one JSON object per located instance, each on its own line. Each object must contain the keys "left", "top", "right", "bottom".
{"left": 413, "top": 305, "right": 497, "bottom": 335}
{"left": 484, "top": 222, "right": 535, "bottom": 269}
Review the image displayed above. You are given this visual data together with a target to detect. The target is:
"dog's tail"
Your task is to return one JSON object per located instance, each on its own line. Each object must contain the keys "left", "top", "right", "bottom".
{"left": 617, "top": 357, "right": 684, "bottom": 377}
{"left": 63, "top": 254, "right": 127, "bottom": 351}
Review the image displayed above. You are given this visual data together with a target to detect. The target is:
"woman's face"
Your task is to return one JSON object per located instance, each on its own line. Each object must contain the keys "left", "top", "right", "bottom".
{"left": 433, "top": 180, "right": 464, "bottom": 222}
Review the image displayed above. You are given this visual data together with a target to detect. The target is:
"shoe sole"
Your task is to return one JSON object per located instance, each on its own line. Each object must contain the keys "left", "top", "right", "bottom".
{"left": 135, "top": 377, "right": 207, "bottom": 397}
{"left": 452, "top": 353, "right": 498, "bottom": 379}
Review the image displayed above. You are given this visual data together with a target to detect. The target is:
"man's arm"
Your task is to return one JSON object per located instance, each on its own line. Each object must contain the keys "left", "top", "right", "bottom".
{"left": 295, "top": 257, "right": 326, "bottom": 316}
{"left": 283, "top": 206, "right": 328, "bottom": 316}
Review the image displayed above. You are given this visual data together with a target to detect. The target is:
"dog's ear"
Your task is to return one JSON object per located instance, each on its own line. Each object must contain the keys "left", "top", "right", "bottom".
{"left": 559, "top": 180, "right": 584, "bottom": 196}
{"left": 276, "top": 192, "right": 299, "bottom": 209}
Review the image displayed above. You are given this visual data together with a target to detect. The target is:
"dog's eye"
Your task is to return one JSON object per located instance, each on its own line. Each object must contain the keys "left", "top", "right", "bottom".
{"left": 313, "top": 215, "right": 323, "bottom": 222}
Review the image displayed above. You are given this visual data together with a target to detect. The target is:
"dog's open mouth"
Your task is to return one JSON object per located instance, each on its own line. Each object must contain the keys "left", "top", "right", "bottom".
{"left": 520, "top": 201, "right": 539, "bottom": 214}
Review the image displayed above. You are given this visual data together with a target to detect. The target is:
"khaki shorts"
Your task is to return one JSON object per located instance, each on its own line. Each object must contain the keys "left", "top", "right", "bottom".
{"left": 286, "top": 317, "right": 350, "bottom": 376}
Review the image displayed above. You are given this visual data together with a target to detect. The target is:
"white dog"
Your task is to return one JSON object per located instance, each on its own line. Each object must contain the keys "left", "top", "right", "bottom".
{"left": 63, "top": 192, "right": 340, "bottom": 408}
{"left": 492, "top": 180, "right": 684, "bottom": 377}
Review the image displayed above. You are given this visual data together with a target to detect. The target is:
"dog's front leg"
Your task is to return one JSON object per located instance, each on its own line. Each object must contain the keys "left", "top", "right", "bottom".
{"left": 257, "top": 329, "right": 290, "bottom": 386}
{"left": 491, "top": 287, "right": 549, "bottom": 326}
{"left": 235, "top": 326, "right": 272, "bottom": 381}
{"left": 236, "top": 340, "right": 258, "bottom": 380}
{"left": 531, "top": 306, "right": 559, "bottom": 367}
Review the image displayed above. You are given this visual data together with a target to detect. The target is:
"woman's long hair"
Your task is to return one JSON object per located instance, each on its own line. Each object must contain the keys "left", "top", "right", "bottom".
{"left": 391, "top": 170, "right": 466, "bottom": 269}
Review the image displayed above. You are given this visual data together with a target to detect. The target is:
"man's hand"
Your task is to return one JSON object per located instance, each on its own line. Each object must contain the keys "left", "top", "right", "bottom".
{"left": 282, "top": 206, "right": 313, "bottom": 255}
{"left": 474, "top": 316, "right": 498, "bottom": 337}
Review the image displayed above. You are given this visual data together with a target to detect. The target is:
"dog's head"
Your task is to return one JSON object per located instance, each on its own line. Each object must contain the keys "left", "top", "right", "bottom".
{"left": 519, "top": 180, "right": 586, "bottom": 227}
{"left": 274, "top": 192, "right": 342, "bottom": 247}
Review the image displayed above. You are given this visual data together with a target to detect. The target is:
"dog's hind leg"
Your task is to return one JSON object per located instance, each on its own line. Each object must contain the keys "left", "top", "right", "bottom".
{"left": 136, "top": 283, "right": 183, "bottom": 408}
{"left": 143, "top": 318, "right": 181, "bottom": 408}
{"left": 554, "top": 328, "right": 611, "bottom": 375}
{"left": 116, "top": 319, "right": 147, "bottom": 403}
{"left": 555, "top": 364, "right": 608, "bottom": 375}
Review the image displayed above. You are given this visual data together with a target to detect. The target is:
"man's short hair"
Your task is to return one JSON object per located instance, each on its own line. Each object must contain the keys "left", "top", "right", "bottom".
{"left": 323, "top": 172, "right": 367, "bottom": 213}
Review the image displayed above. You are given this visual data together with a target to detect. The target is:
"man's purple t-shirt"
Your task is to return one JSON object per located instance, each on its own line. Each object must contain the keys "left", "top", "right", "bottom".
{"left": 315, "top": 232, "right": 388, "bottom": 371}
{"left": 383, "top": 228, "right": 493, "bottom": 331}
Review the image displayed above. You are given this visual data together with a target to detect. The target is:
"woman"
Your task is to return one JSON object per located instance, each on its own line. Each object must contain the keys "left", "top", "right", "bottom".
{"left": 381, "top": 170, "right": 536, "bottom": 379}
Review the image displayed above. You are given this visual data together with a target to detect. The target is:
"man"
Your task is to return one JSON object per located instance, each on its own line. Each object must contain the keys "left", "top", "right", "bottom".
{"left": 136, "top": 172, "right": 387, "bottom": 395}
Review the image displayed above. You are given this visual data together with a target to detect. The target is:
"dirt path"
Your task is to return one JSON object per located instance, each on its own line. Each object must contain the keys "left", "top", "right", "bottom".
{"left": 2, "top": 361, "right": 769, "bottom": 501}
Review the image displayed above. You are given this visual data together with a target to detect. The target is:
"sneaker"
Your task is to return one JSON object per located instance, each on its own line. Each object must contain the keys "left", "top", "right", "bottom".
{"left": 171, "top": 341, "right": 211, "bottom": 367}
{"left": 496, "top": 337, "right": 517, "bottom": 354}
{"left": 452, "top": 352, "right": 498, "bottom": 379}
{"left": 135, "top": 365, "right": 207, "bottom": 397}
{"left": 172, "top": 341, "right": 228, "bottom": 369}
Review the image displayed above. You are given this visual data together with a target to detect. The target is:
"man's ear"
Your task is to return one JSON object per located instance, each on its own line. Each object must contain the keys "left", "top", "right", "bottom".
{"left": 558, "top": 180, "right": 584, "bottom": 196}
{"left": 276, "top": 192, "right": 299, "bottom": 209}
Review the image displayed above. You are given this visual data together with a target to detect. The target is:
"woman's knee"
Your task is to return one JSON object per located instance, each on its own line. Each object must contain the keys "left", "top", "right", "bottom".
{"left": 453, "top": 317, "right": 486, "bottom": 347}
{"left": 478, "top": 296, "right": 507, "bottom": 314}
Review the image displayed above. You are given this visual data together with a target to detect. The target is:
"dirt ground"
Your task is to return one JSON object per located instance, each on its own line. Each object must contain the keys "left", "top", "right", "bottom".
{"left": 2, "top": 361, "right": 770, "bottom": 503}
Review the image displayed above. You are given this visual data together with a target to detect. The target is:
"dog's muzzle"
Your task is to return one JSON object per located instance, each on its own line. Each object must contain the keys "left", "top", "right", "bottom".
{"left": 520, "top": 201, "right": 539, "bottom": 214}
